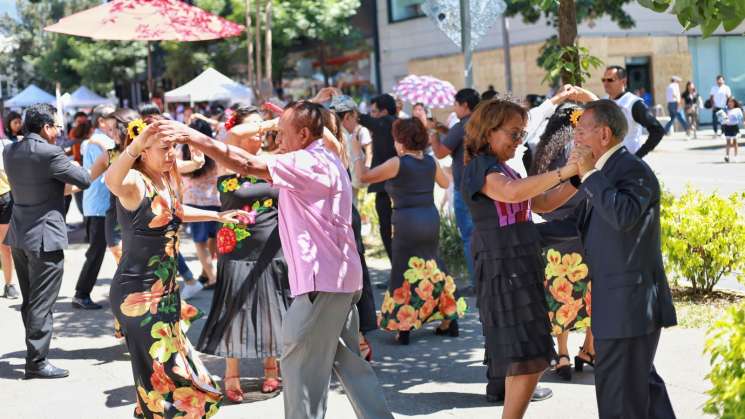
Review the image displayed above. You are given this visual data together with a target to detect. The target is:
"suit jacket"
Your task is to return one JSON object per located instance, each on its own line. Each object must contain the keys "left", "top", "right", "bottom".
{"left": 539, "top": 146, "right": 677, "bottom": 340}
{"left": 4, "top": 133, "right": 92, "bottom": 252}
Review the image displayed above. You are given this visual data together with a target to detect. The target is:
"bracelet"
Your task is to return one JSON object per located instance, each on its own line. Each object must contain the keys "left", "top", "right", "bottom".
{"left": 124, "top": 146, "right": 139, "bottom": 159}
{"left": 556, "top": 169, "right": 564, "bottom": 184}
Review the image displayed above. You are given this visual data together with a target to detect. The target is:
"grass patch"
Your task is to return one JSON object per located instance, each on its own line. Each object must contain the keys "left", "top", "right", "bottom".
{"left": 672, "top": 287, "right": 745, "bottom": 329}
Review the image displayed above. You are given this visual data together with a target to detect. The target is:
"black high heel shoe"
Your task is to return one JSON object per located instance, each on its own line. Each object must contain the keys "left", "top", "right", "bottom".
{"left": 434, "top": 319, "right": 459, "bottom": 337}
{"left": 396, "top": 330, "right": 410, "bottom": 345}
{"left": 574, "top": 346, "right": 595, "bottom": 372}
{"left": 555, "top": 355, "right": 572, "bottom": 381}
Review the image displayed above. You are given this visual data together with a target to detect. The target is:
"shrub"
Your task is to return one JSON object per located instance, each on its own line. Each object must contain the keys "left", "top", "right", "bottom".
{"left": 704, "top": 301, "right": 745, "bottom": 418}
{"left": 660, "top": 186, "right": 745, "bottom": 294}
{"left": 439, "top": 215, "right": 468, "bottom": 281}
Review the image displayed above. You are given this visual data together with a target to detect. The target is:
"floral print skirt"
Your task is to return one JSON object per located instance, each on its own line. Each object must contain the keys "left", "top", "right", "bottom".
{"left": 379, "top": 257, "right": 467, "bottom": 331}
{"left": 543, "top": 248, "right": 592, "bottom": 335}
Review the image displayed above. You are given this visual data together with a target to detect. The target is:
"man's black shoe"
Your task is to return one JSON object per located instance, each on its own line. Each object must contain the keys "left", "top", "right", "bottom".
{"left": 486, "top": 386, "right": 553, "bottom": 403}
{"left": 25, "top": 362, "right": 69, "bottom": 379}
{"left": 72, "top": 296, "right": 103, "bottom": 310}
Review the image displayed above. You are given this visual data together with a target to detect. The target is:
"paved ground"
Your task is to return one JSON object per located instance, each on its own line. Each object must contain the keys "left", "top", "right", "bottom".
{"left": 0, "top": 129, "right": 735, "bottom": 418}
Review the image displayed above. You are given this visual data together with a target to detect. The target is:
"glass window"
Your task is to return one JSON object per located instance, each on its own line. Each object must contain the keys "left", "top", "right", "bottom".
{"left": 389, "top": 0, "right": 425, "bottom": 22}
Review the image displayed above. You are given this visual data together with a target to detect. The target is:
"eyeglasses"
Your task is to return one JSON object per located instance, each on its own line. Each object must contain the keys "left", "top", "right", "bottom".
{"left": 499, "top": 129, "right": 527, "bottom": 143}
{"left": 55, "top": 124, "right": 65, "bottom": 130}
{"left": 601, "top": 78, "right": 618, "bottom": 83}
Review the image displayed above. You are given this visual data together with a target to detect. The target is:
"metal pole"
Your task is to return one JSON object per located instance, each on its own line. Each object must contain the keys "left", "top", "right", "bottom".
{"left": 501, "top": 15, "right": 512, "bottom": 93}
{"left": 460, "top": 0, "right": 473, "bottom": 88}
{"left": 147, "top": 41, "right": 153, "bottom": 99}
{"left": 245, "top": 0, "right": 254, "bottom": 88}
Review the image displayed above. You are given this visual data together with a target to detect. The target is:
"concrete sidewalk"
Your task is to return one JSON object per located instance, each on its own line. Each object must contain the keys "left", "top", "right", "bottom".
{"left": 0, "top": 132, "right": 726, "bottom": 418}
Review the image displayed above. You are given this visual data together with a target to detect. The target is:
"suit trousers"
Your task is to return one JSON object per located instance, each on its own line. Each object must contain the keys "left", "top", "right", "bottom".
{"left": 281, "top": 291, "right": 394, "bottom": 419}
{"left": 11, "top": 247, "right": 65, "bottom": 365}
{"left": 375, "top": 192, "right": 393, "bottom": 262}
{"left": 75, "top": 216, "right": 107, "bottom": 298}
{"left": 595, "top": 328, "right": 676, "bottom": 419}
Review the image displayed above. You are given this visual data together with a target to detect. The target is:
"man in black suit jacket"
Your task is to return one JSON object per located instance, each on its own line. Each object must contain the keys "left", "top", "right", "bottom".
{"left": 541, "top": 99, "right": 677, "bottom": 419}
{"left": 4, "top": 104, "right": 91, "bottom": 379}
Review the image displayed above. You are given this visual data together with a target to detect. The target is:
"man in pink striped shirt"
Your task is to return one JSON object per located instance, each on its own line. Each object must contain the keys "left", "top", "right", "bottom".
{"left": 156, "top": 102, "right": 393, "bottom": 419}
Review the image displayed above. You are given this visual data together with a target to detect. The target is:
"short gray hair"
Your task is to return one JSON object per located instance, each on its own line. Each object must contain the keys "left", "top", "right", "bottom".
{"left": 583, "top": 99, "right": 627, "bottom": 141}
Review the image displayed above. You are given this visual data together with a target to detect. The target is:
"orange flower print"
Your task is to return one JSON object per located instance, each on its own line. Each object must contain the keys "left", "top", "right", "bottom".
{"left": 408, "top": 257, "right": 426, "bottom": 271}
{"left": 137, "top": 385, "right": 165, "bottom": 414}
{"left": 150, "top": 360, "right": 176, "bottom": 394}
{"left": 415, "top": 279, "right": 435, "bottom": 301}
{"left": 584, "top": 282, "right": 592, "bottom": 316}
{"left": 148, "top": 195, "right": 173, "bottom": 228}
{"left": 419, "top": 298, "right": 438, "bottom": 320}
{"left": 180, "top": 303, "right": 199, "bottom": 323}
{"left": 164, "top": 231, "right": 179, "bottom": 258}
{"left": 549, "top": 277, "right": 574, "bottom": 305}
{"left": 120, "top": 280, "right": 165, "bottom": 317}
{"left": 555, "top": 298, "right": 582, "bottom": 326}
{"left": 443, "top": 275, "right": 456, "bottom": 296}
{"left": 392, "top": 281, "right": 411, "bottom": 305}
{"left": 421, "top": 260, "right": 437, "bottom": 280}
{"left": 173, "top": 387, "right": 207, "bottom": 419}
{"left": 563, "top": 253, "right": 589, "bottom": 282}
{"left": 381, "top": 292, "right": 395, "bottom": 314}
{"left": 552, "top": 325, "right": 563, "bottom": 336}
{"left": 431, "top": 270, "right": 446, "bottom": 283}
{"left": 439, "top": 293, "right": 458, "bottom": 317}
{"left": 385, "top": 318, "right": 399, "bottom": 331}
{"left": 396, "top": 305, "right": 417, "bottom": 330}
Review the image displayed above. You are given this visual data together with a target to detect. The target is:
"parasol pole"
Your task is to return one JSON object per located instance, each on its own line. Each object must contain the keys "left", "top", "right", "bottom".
{"left": 147, "top": 41, "right": 153, "bottom": 99}
{"left": 460, "top": 0, "right": 473, "bottom": 88}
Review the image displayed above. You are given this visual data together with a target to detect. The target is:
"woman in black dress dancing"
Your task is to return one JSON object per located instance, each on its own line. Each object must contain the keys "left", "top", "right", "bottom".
{"left": 461, "top": 99, "right": 579, "bottom": 418}
{"left": 353, "top": 118, "right": 467, "bottom": 345}
{"left": 196, "top": 106, "right": 291, "bottom": 400}
{"left": 105, "top": 119, "right": 248, "bottom": 419}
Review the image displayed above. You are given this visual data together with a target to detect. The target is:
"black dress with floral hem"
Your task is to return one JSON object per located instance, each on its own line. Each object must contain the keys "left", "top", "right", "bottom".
{"left": 196, "top": 174, "right": 290, "bottom": 359}
{"left": 378, "top": 155, "right": 467, "bottom": 332}
{"left": 462, "top": 155, "right": 555, "bottom": 380}
{"left": 110, "top": 172, "right": 221, "bottom": 419}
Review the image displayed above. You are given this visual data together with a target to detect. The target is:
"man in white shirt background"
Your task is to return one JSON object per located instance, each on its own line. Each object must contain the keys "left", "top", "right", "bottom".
{"left": 664, "top": 76, "right": 688, "bottom": 135}
{"left": 710, "top": 75, "right": 732, "bottom": 137}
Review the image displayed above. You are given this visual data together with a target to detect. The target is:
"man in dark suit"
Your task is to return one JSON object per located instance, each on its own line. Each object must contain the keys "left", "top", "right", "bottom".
{"left": 541, "top": 99, "right": 677, "bottom": 419}
{"left": 4, "top": 104, "right": 92, "bottom": 379}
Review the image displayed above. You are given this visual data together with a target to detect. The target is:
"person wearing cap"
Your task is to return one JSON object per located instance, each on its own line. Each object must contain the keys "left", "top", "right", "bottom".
{"left": 329, "top": 95, "right": 373, "bottom": 206}
{"left": 664, "top": 76, "right": 689, "bottom": 135}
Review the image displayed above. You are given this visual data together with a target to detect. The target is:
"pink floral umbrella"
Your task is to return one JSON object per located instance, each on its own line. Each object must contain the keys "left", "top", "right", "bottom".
{"left": 44, "top": 0, "right": 245, "bottom": 95}
{"left": 393, "top": 74, "right": 457, "bottom": 109}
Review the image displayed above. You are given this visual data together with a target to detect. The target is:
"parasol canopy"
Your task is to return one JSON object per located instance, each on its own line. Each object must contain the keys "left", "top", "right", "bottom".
{"left": 393, "top": 74, "right": 457, "bottom": 109}
{"left": 44, "top": 0, "right": 245, "bottom": 41}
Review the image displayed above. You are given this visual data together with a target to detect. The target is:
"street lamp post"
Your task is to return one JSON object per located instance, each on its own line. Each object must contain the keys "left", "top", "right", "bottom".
{"left": 460, "top": 0, "right": 472, "bottom": 88}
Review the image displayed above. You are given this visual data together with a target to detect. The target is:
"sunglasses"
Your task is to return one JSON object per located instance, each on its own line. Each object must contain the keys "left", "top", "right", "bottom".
{"left": 499, "top": 129, "right": 527, "bottom": 143}
{"left": 601, "top": 78, "right": 618, "bottom": 83}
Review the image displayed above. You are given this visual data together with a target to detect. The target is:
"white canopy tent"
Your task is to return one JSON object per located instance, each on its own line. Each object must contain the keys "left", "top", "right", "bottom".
{"left": 4, "top": 84, "right": 56, "bottom": 108}
{"left": 65, "top": 86, "right": 115, "bottom": 108}
{"left": 164, "top": 68, "right": 254, "bottom": 105}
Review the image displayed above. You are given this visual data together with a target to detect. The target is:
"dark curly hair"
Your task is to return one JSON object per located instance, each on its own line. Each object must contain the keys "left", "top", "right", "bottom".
{"left": 529, "top": 103, "right": 579, "bottom": 176}
{"left": 392, "top": 118, "right": 428, "bottom": 151}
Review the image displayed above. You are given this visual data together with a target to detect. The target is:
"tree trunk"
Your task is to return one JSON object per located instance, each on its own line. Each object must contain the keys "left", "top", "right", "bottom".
{"left": 245, "top": 0, "right": 254, "bottom": 89}
{"left": 264, "top": 0, "right": 272, "bottom": 87}
{"left": 557, "top": 0, "right": 578, "bottom": 86}
{"left": 255, "top": 0, "right": 263, "bottom": 85}
{"left": 319, "top": 43, "right": 329, "bottom": 87}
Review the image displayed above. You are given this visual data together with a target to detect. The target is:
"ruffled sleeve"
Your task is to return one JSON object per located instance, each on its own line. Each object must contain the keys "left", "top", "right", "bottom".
{"left": 462, "top": 154, "right": 502, "bottom": 201}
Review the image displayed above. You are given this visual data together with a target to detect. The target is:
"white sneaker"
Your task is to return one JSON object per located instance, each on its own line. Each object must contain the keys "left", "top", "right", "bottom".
{"left": 180, "top": 280, "right": 203, "bottom": 300}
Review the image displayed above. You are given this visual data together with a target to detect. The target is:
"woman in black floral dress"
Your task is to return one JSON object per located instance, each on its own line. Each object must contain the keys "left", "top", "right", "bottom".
{"left": 196, "top": 107, "right": 290, "bottom": 401}
{"left": 105, "top": 117, "right": 248, "bottom": 419}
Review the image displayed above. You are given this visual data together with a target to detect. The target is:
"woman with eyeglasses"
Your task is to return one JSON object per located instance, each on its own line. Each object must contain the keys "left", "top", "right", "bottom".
{"left": 462, "top": 98, "right": 579, "bottom": 418}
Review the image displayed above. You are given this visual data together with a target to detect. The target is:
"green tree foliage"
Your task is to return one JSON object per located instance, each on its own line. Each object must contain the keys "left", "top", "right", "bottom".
{"left": 704, "top": 301, "right": 745, "bottom": 418}
{"left": 506, "top": 0, "right": 635, "bottom": 86}
{"left": 638, "top": 0, "right": 745, "bottom": 37}
{"left": 660, "top": 186, "right": 745, "bottom": 294}
{"left": 0, "top": 0, "right": 146, "bottom": 94}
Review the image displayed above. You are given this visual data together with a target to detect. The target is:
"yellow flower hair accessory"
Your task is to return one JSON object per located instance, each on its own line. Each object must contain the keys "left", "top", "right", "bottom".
{"left": 569, "top": 109, "right": 584, "bottom": 127}
{"left": 127, "top": 118, "right": 147, "bottom": 140}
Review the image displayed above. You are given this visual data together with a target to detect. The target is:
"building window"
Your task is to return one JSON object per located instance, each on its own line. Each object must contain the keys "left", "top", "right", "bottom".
{"left": 388, "top": 0, "right": 425, "bottom": 23}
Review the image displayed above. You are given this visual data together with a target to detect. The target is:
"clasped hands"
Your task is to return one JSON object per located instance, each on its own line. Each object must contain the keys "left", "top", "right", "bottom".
{"left": 566, "top": 145, "right": 596, "bottom": 178}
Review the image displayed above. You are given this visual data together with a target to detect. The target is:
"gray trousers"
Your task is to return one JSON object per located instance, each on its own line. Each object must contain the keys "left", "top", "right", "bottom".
{"left": 281, "top": 291, "right": 394, "bottom": 419}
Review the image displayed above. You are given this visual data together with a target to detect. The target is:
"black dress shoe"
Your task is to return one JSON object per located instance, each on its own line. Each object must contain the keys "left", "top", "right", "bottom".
{"left": 486, "top": 386, "right": 553, "bottom": 403}
{"left": 25, "top": 363, "right": 69, "bottom": 379}
{"left": 434, "top": 319, "right": 459, "bottom": 337}
{"left": 72, "top": 296, "right": 103, "bottom": 310}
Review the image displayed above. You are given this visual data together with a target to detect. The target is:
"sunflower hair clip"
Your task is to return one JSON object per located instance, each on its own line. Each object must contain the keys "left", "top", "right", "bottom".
{"left": 569, "top": 109, "right": 584, "bottom": 127}
{"left": 127, "top": 118, "right": 148, "bottom": 141}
